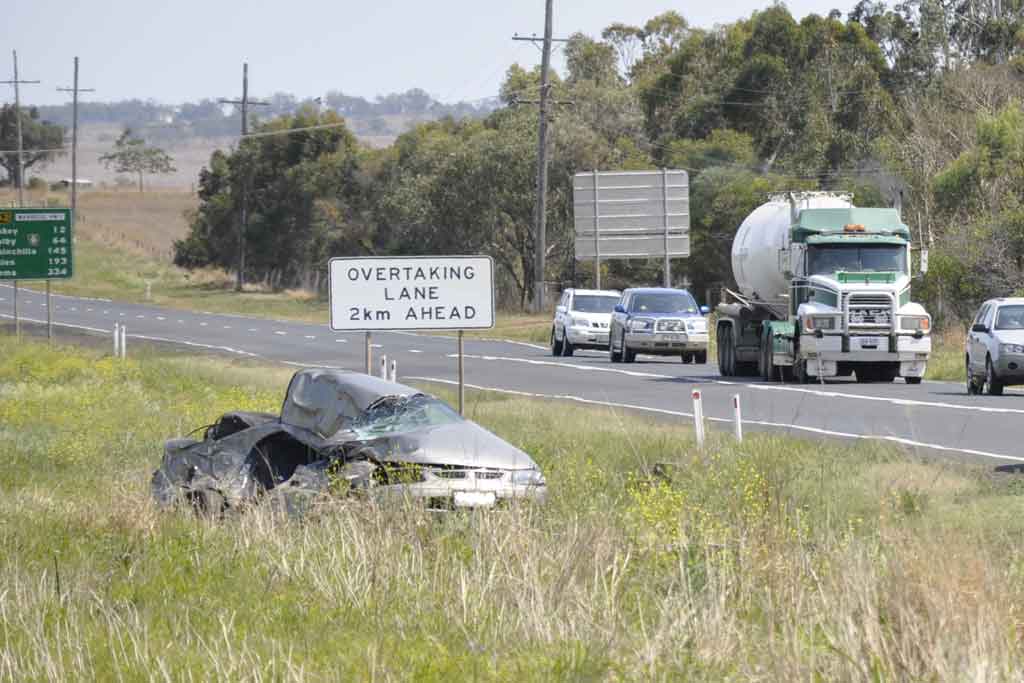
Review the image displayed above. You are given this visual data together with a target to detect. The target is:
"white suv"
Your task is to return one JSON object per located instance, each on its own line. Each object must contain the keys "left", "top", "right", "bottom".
{"left": 551, "top": 288, "right": 621, "bottom": 357}
{"left": 966, "top": 297, "right": 1024, "bottom": 395}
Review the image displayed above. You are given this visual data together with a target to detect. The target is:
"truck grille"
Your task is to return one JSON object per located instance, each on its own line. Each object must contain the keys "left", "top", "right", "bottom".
{"left": 845, "top": 293, "right": 893, "bottom": 329}
{"left": 656, "top": 319, "right": 685, "bottom": 332}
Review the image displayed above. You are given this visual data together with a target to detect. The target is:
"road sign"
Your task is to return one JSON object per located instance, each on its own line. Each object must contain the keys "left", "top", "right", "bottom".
{"left": 573, "top": 169, "right": 689, "bottom": 287}
{"left": 0, "top": 208, "right": 73, "bottom": 280}
{"left": 328, "top": 256, "right": 495, "bottom": 331}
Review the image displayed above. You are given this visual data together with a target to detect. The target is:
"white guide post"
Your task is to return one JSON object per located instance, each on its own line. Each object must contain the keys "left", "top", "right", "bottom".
{"left": 379, "top": 354, "right": 388, "bottom": 380}
{"left": 691, "top": 388, "right": 705, "bottom": 448}
{"left": 120, "top": 325, "right": 127, "bottom": 360}
{"left": 113, "top": 323, "right": 120, "bottom": 357}
{"left": 389, "top": 359, "right": 397, "bottom": 383}
{"left": 732, "top": 393, "right": 743, "bottom": 442}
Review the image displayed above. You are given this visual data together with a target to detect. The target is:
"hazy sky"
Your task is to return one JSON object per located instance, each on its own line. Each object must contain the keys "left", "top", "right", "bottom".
{"left": 5, "top": 0, "right": 854, "bottom": 107}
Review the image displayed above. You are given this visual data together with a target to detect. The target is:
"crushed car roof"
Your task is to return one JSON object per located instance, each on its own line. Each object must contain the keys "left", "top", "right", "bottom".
{"left": 281, "top": 369, "right": 419, "bottom": 438}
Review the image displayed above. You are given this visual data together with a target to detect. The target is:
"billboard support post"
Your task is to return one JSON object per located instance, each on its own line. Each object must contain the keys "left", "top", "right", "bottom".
{"left": 13, "top": 281, "right": 18, "bottom": 341}
{"left": 46, "top": 280, "right": 52, "bottom": 342}
{"left": 662, "top": 167, "right": 671, "bottom": 287}
{"left": 592, "top": 169, "right": 600, "bottom": 290}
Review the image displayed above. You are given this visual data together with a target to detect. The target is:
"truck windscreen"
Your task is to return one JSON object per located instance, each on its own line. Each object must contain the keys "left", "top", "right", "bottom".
{"left": 807, "top": 245, "right": 906, "bottom": 275}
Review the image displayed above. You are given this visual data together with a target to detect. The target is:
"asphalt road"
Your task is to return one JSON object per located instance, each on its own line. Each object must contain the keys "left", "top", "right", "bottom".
{"left": 3, "top": 281, "right": 1022, "bottom": 465}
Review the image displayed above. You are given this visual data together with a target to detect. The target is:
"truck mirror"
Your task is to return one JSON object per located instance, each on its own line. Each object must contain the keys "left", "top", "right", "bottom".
{"left": 614, "top": 304, "right": 626, "bottom": 314}
{"left": 700, "top": 305, "right": 710, "bottom": 315}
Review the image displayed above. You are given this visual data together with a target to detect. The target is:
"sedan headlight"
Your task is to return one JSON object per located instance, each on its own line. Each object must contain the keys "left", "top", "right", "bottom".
{"left": 628, "top": 318, "right": 653, "bottom": 332}
{"left": 510, "top": 469, "right": 546, "bottom": 486}
{"left": 804, "top": 316, "right": 837, "bottom": 332}
{"left": 1001, "top": 343, "right": 1024, "bottom": 355}
{"left": 900, "top": 316, "right": 931, "bottom": 332}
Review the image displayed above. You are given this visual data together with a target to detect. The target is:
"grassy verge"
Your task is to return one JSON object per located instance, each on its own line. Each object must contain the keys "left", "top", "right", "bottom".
{"left": 926, "top": 327, "right": 967, "bottom": 382}
{"left": 2, "top": 336, "right": 1023, "bottom": 680}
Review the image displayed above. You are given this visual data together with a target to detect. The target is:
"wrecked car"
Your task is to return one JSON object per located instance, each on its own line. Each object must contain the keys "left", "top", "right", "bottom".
{"left": 151, "top": 369, "right": 547, "bottom": 513}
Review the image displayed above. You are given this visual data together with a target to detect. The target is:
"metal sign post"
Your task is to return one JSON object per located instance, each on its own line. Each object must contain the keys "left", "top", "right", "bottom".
{"left": 328, "top": 256, "right": 495, "bottom": 407}
{"left": 458, "top": 331, "right": 465, "bottom": 415}
{"left": 592, "top": 169, "right": 601, "bottom": 289}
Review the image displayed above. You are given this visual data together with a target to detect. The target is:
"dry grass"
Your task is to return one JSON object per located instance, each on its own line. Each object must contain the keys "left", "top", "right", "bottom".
{"left": 2, "top": 338, "right": 1024, "bottom": 680}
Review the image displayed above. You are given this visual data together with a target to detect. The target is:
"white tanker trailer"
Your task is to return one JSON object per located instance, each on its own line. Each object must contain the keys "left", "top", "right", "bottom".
{"left": 715, "top": 192, "right": 931, "bottom": 383}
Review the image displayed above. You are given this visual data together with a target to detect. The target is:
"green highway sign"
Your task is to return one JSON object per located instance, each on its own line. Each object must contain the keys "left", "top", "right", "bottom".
{"left": 0, "top": 208, "right": 73, "bottom": 280}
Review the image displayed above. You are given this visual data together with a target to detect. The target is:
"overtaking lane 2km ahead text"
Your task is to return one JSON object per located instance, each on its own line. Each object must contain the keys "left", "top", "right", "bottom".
{"left": 328, "top": 256, "right": 495, "bottom": 331}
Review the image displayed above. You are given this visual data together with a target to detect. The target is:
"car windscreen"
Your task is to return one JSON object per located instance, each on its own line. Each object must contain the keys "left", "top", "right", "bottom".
{"left": 995, "top": 305, "right": 1024, "bottom": 330}
{"left": 807, "top": 245, "right": 907, "bottom": 275}
{"left": 630, "top": 292, "right": 697, "bottom": 314}
{"left": 572, "top": 295, "right": 620, "bottom": 313}
{"left": 351, "top": 394, "right": 463, "bottom": 436}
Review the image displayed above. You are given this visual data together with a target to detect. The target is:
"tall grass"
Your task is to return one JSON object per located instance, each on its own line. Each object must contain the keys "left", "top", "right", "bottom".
{"left": 2, "top": 337, "right": 1024, "bottom": 680}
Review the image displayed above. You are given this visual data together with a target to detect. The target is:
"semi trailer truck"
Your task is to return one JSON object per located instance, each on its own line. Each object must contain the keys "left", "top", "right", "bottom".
{"left": 716, "top": 192, "right": 931, "bottom": 384}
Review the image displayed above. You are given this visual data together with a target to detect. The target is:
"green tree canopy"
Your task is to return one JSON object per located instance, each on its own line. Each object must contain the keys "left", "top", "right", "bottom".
{"left": 99, "top": 128, "right": 175, "bottom": 192}
{"left": 0, "top": 105, "right": 64, "bottom": 188}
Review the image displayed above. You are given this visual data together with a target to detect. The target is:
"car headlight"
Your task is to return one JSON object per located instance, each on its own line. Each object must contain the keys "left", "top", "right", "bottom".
{"left": 686, "top": 319, "right": 707, "bottom": 333}
{"left": 628, "top": 318, "right": 653, "bottom": 332}
{"left": 1001, "top": 343, "right": 1024, "bottom": 355}
{"left": 510, "top": 468, "right": 546, "bottom": 486}
{"left": 804, "top": 316, "right": 837, "bottom": 332}
{"left": 900, "top": 316, "right": 931, "bottom": 332}
{"left": 571, "top": 317, "right": 590, "bottom": 327}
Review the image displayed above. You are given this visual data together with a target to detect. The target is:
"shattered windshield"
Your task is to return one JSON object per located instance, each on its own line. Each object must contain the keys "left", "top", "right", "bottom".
{"left": 351, "top": 394, "right": 463, "bottom": 436}
{"left": 807, "top": 245, "right": 907, "bottom": 275}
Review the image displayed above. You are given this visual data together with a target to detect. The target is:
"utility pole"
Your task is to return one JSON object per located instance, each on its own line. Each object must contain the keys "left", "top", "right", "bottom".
{"left": 3, "top": 50, "right": 40, "bottom": 343}
{"left": 54, "top": 58, "right": 95, "bottom": 344}
{"left": 57, "top": 57, "right": 95, "bottom": 225}
{"left": 3, "top": 50, "right": 40, "bottom": 205}
{"left": 513, "top": 1, "right": 569, "bottom": 313}
{"left": 220, "top": 63, "right": 269, "bottom": 292}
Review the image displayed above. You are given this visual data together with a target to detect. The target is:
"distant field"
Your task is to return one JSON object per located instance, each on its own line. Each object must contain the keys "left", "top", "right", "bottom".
{"left": 1, "top": 336, "right": 1023, "bottom": 679}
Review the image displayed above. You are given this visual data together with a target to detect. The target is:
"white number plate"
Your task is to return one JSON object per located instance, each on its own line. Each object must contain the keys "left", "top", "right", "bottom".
{"left": 856, "top": 336, "right": 884, "bottom": 349}
{"left": 659, "top": 333, "right": 683, "bottom": 341}
{"left": 453, "top": 491, "right": 497, "bottom": 508}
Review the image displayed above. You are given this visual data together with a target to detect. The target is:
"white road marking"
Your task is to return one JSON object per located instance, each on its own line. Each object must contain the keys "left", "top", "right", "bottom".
{"left": 102, "top": 310, "right": 109, "bottom": 315}
{"left": 407, "top": 376, "right": 1024, "bottom": 463}
{"left": 177, "top": 319, "right": 184, "bottom": 324}
{"left": 409, "top": 349, "right": 423, "bottom": 353}
{"left": 86, "top": 308, "right": 93, "bottom": 312}
{"left": 304, "top": 335, "right": 316, "bottom": 340}
{"left": 200, "top": 322, "right": 208, "bottom": 327}
{"left": 453, "top": 353, "right": 1024, "bottom": 416}
{"left": 371, "top": 344, "right": 383, "bottom": 348}
{"left": 156, "top": 316, "right": 165, "bottom": 321}
{"left": 119, "top": 312, "right": 125, "bottom": 317}
{"left": 136, "top": 314, "right": 145, "bottom": 319}
{"left": 248, "top": 328, "right": 258, "bottom": 332}
{"left": 335, "top": 339, "right": 348, "bottom": 343}
{"left": 274, "top": 331, "right": 287, "bottom": 336}
{"left": 223, "top": 325, "right": 232, "bottom": 330}
{"left": 70, "top": 307, "right": 77, "bottom": 312}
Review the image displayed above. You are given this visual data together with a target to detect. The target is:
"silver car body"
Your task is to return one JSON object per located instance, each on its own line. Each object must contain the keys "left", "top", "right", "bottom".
{"left": 152, "top": 369, "right": 547, "bottom": 512}
{"left": 966, "top": 298, "right": 1024, "bottom": 392}
{"left": 552, "top": 288, "right": 621, "bottom": 352}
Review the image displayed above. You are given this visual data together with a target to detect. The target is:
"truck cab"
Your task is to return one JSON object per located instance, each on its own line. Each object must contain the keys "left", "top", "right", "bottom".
{"left": 718, "top": 194, "right": 932, "bottom": 384}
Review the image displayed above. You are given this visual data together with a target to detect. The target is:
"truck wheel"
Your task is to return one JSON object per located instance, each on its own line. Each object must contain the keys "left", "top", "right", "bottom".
{"left": 795, "top": 360, "right": 810, "bottom": 384}
{"left": 985, "top": 358, "right": 1004, "bottom": 396}
{"left": 562, "top": 337, "right": 575, "bottom": 357}
{"left": 905, "top": 376, "right": 922, "bottom": 385}
{"left": 550, "top": 329, "right": 563, "bottom": 357}
{"left": 623, "top": 341, "right": 637, "bottom": 363}
{"left": 717, "top": 329, "right": 729, "bottom": 376}
{"left": 695, "top": 350, "right": 707, "bottom": 364}
{"left": 609, "top": 335, "right": 622, "bottom": 363}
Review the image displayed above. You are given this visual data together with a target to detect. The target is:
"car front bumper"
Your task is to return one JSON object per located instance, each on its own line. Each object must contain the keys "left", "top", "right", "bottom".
{"left": 566, "top": 325, "right": 610, "bottom": 348}
{"left": 997, "top": 354, "right": 1024, "bottom": 383}
{"left": 625, "top": 331, "right": 709, "bottom": 354}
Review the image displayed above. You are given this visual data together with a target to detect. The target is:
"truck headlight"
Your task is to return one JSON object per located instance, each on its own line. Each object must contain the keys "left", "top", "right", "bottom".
{"left": 804, "top": 316, "right": 837, "bottom": 332}
{"left": 899, "top": 316, "right": 930, "bottom": 332}
{"left": 628, "top": 319, "right": 653, "bottom": 332}
{"left": 1001, "top": 344, "right": 1024, "bottom": 355}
